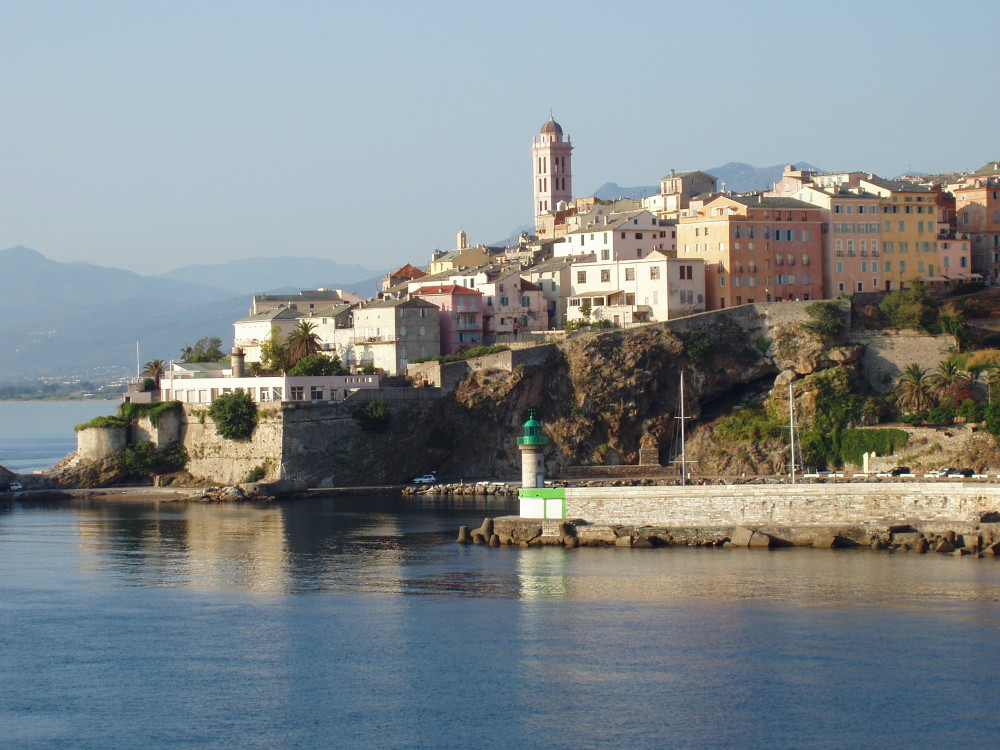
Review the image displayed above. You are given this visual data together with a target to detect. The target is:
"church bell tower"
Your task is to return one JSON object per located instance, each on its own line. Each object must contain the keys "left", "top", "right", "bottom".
{"left": 532, "top": 115, "right": 573, "bottom": 231}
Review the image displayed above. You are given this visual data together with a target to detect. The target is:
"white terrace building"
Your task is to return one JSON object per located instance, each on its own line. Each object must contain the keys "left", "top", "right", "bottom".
{"left": 159, "top": 362, "right": 379, "bottom": 405}
{"left": 567, "top": 252, "right": 706, "bottom": 326}
{"left": 556, "top": 209, "right": 675, "bottom": 262}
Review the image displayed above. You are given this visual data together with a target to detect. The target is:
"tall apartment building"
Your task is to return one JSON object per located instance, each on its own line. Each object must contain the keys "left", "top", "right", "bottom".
{"left": 676, "top": 195, "right": 825, "bottom": 309}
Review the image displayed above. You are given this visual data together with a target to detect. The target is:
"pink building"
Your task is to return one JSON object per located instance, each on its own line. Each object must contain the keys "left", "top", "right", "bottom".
{"left": 412, "top": 285, "right": 484, "bottom": 355}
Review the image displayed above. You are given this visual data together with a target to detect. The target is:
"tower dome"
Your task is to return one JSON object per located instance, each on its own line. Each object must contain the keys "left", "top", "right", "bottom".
{"left": 540, "top": 116, "right": 563, "bottom": 135}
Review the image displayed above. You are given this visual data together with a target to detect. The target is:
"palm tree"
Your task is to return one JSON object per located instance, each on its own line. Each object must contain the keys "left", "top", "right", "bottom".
{"left": 285, "top": 321, "right": 321, "bottom": 367}
{"left": 894, "top": 363, "right": 934, "bottom": 414}
{"left": 927, "top": 359, "right": 969, "bottom": 404}
{"left": 141, "top": 358, "right": 167, "bottom": 386}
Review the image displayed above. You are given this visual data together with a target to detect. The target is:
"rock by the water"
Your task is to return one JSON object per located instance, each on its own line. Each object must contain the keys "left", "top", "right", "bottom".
{"left": 456, "top": 526, "right": 472, "bottom": 544}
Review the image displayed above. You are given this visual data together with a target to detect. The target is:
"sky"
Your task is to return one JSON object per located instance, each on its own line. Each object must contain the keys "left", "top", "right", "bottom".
{"left": 2, "top": 0, "right": 999, "bottom": 276}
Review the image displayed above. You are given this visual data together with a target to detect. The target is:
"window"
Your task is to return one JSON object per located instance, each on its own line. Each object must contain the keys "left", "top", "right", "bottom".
{"left": 599, "top": 269, "right": 610, "bottom": 283}
{"left": 291, "top": 386, "right": 304, "bottom": 401}
{"left": 310, "top": 386, "right": 324, "bottom": 400}
{"left": 720, "top": 277, "right": 726, "bottom": 287}
{"left": 836, "top": 261, "right": 844, "bottom": 273}
{"left": 650, "top": 267, "right": 661, "bottom": 280}
{"left": 635, "top": 233, "right": 643, "bottom": 239}
{"left": 625, "top": 267, "right": 635, "bottom": 281}
{"left": 521, "top": 295, "right": 530, "bottom": 307}
{"left": 601, "top": 249, "right": 610, "bottom": 260}
{"left": 500, "top": 296, "right": 509, "bottom": 306}
{"left": 577, "top": 271, "right": 586, "bottom": 283}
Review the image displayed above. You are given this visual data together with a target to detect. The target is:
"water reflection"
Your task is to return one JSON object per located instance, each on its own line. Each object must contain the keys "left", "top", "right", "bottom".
{"left": 4, "top": 494, "right": 1000, "bottom": 607}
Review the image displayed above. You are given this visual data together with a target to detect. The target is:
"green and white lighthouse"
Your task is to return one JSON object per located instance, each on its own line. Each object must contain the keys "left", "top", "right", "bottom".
{"left": 517, "top": 409, "right": 548, "bottom": 488}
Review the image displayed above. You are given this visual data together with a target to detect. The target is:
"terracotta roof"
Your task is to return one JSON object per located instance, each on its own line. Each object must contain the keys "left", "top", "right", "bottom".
{"left": 413, "top": 284, "right": 482, "bottom": 296}
{"left": 388, "top": 263, "right": 427, "bottom": 279}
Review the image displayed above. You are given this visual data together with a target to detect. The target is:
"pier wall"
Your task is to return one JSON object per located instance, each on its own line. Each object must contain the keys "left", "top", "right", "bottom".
{"left": 565, "top": 483, "right": 1000, "bottom": 528}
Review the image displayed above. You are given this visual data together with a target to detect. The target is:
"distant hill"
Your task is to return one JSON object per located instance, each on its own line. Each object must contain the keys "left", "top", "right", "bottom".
{"left": 158, "top": 256, "right": 384, "bottom": 296}
{"left": 0, "top": 246, "right": 231, "bottom": 324}
{"left": 0, "top": 247, "right": 386, "bottom": 380}
{"left": 591, "top": 162, "right": 824, "bottom": 200}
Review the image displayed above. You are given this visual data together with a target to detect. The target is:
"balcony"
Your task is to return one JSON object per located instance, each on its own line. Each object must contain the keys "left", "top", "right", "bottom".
{"left": 350, "top": 335, "right": 396, "bottom": 345}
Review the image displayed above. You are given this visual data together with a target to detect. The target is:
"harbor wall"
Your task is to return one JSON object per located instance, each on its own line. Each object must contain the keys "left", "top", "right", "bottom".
{"left": 564, "top": 483, "right": 1000, "bottom": 528}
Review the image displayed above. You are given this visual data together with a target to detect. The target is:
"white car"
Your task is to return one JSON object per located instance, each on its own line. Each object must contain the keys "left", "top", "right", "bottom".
{"left": 412, "top": 473, "right": 437, "bottom": 485}
{"left": 9, "top": 482, "right": 23, "bottom": 491}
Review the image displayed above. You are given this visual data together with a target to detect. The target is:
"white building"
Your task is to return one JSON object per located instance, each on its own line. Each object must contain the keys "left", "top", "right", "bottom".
{"left": 557, "top": 210, "right": 675, "bottom": 262}
{"left": 567, "top": 252, "right": 706, "bottom": 325}
{"left": 161, "top": 374, "right": 380, "bottom": 405}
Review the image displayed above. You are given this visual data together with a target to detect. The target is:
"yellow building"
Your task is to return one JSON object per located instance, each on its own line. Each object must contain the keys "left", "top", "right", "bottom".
{"left": 859, "top": 177, "right": 940, "bottom": 290}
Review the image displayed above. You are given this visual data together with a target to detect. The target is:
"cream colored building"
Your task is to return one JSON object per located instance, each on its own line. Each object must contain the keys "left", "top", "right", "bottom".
{"left": 567, "top": 252, "right": 705, "bottom": 325}
{"left": 346, "top": 297, "right": 441, "bottom": 373}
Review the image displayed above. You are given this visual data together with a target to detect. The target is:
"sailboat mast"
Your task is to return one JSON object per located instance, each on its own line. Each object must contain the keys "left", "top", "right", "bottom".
{"left": 789, "top": 382, "right": 796, "bottom": 485}
{"left": 680, "top": 372, "right": 686, "bottom": 487}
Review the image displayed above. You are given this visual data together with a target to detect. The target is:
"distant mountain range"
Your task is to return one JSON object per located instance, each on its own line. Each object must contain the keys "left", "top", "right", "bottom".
{"left": 159, "top": 256, "right": 384, "bottom": 296}
{"left": 0, "top": 246, "right": 383, "bottom": 380}
{"left": 592, "top": 162, "right": 824, "bottom": 199}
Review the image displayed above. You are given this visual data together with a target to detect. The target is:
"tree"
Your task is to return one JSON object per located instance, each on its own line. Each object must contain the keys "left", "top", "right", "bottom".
{"left": 285, "top": 321, "right": 321, "bottom": 367}
{"left": 580, "top": 300, "right": 592, "bottom": 322}
{"left": 260, "top": 327, "right": 289, "bottom": 374}
{"left": 207, "top": 390, "right": 258, "bottom": 441}
{"left": 967, "top": 349, "right": 1000, "bottom": 404}
{"left": 287, "top": 353, "right": 346, "bottom": 376}
{"left": 878, "top": 281, "right": 936, "bottom": 331}
{"left": 927, "top": 359, "right": 970, "bottom": 405}
{"left": 180, "top": 337, "right": 226, "bottom": 362}
{"left": 801, "top": 301, "right": 847, "bottom": 340}
{"left": 893, "top": 363, "right": 934, "bottom": 414}
{"left": 141, "top": 359, "right": 166, "bottom": 386}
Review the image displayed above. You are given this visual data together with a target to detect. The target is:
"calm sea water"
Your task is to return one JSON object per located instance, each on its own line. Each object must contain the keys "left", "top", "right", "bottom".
{"left": 0, "top": 400, "right": 117, "bottom": 473}
{"left": 1, "top": 493, "right": 999, "bottom": 749}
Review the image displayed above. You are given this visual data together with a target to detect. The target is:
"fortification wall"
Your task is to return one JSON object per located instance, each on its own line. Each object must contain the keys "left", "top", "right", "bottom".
{"left": 565, "top": 483, "right": 1000, "bottom": 528}
{"left": 76, "top": 426, "right": 128, "bottom": 462}
{"left": 181, "top": 404, "right": 285, "bottom": 485}
{"left": 130, "top": 409, "right": 183, "bottom": 448}
{"left": 405, "top": 344, "right": 557, "bottom": 394}
{"left": 849, "top": 330, "right": 954, "bottom": 392}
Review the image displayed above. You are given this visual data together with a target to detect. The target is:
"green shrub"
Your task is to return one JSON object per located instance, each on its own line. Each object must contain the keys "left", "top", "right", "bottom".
{"left": 925, "top": 404, "right": 957, "bottom": 425}
{"left": 117, "top": 441, "right": 188, "bottom": 479}
{"left": 801, "top": 301, "right": 847, "bottom": 340}
{"left": 958, "top": 398, "right": 985, "bottom": 423}
{"left": 954, "top": 281, "right": 986, "bottom": 295}
{"left": 207, "top": 390, "right": 258, "bottom": 440}
{"left": 715, "top": 404, "right": 787, "bottom": 443}
{"left": 411, "top": 345, "right": 510, "bottom": 365}
{"left": 986, "top": 402, "right": 1000, "bottom": 438}
{"left": 287, "top": 353, "right": 346, "bottom": 376}
{"left": 878, "top": 281, "right": 936, "bottom": 330}
{"left": 353, "top": 399, "right": 390, "bottom": 431}
{"left": 244, "top": 464, "right": 268, "bottom": 483}
{"left": 681, "top": 334, "right": 712, "bottom": 365}
{"left": 118, "top": 401, "right": 181, "bottom": 426}
{"left": 75, "top": 415, "right": 129, "bottom": 431}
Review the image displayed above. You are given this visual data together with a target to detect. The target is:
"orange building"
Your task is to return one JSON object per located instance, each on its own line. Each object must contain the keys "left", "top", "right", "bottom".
{"left": 676, "top": 195, "right": 825, "bottom": 309}
{"left": 953, "top": 169, "right": 1000, "bottom": 282}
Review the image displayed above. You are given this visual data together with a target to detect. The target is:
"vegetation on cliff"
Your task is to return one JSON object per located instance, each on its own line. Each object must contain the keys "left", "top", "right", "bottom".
{"left": 207, "top": 391, "right": 257, "bottom": 440}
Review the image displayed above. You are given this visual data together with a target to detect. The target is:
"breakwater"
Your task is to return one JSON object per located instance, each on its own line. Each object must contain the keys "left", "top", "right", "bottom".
{"left": 459, "top": 481, "right": 1000, "bottom": 551}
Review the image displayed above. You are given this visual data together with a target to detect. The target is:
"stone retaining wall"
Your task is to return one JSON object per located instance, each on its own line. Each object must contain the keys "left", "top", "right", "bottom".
{"left": 565, "top": 483, "right": 1000, "bottom": 528}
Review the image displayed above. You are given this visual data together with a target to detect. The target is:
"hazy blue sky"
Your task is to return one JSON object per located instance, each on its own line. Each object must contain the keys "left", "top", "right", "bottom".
{"left": 2, "top": 0, "right": 998, "bottom": 275}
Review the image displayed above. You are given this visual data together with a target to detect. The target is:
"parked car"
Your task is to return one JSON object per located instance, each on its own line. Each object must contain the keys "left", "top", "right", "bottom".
{"left": 951, "top": 468, "right": 975, "bottom": 478}
{"left": 8, "top": 482, "right": 23, "bottom": 491}
{"left": 888, "top": 466, "right": 911, "bottom": 477}
{"left": 412, "top": 473, "right": 437, "bottom": 485}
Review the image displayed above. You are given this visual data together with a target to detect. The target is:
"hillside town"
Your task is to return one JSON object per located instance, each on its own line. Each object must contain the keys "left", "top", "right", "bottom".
{"left": 125, "top": 116, "right": 1000, "bottom": 408}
